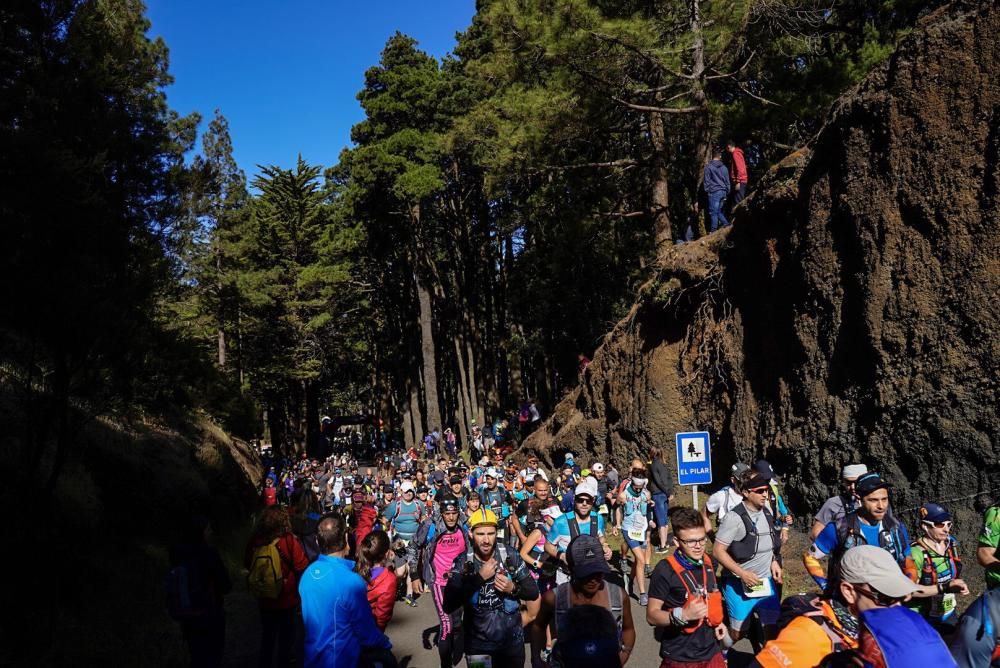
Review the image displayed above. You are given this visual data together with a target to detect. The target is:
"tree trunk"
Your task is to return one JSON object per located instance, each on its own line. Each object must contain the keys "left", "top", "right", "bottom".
{"left": 415, "top": 272, "right": 443, "bottom": 434}
{"left": 453, "top": 337, "right": 472, "bottom": 452}
{"left": 688, "top": 0, "right": 711, "bottom": 238}
{"left": 215, "top": 249, "right": 226, "bottom": 368}
{"left": 401, "top": 381, "right": 415, "bottom": 450}
{"left": 648, "top": 110, "right": 673, "bottom": 250}
{"left": 408, "top": 379, "right": 424, "bottom": 446}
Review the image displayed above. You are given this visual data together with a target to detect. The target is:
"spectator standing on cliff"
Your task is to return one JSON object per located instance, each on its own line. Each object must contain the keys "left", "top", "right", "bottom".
{"left": 702, "top": 148, "right": 730, "bottom": 232}
{"left": 727, "top": 140, "right": 749, "bottom": 205}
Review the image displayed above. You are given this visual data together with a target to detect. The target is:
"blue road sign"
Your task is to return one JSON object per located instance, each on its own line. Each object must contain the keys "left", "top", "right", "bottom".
{"left": 676, "top": 431, "right": 712, "bottom": 485}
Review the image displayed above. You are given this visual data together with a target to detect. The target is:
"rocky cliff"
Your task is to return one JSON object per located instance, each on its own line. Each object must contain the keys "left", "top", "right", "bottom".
{"left": 526, "top": 0, "right": 1000, "bottom": 531}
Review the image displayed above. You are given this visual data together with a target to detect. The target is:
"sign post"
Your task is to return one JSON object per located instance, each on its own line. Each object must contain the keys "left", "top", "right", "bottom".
{"left": 676, "top": 431, "right": 712, "bottom": 510}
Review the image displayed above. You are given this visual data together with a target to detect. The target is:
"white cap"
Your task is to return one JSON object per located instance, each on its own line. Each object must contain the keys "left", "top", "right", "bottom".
{"left": 592, "top": 463, "right": 604, "bottom": 472}
{"left": 842, "top": 464, "right": 868, "bottom": 479}
{"left": 400, "top": 481, "right": 415, "bottom": 493}
{"left": 485, "top": 467, "right": 499, "bottom": 478}
{"left": 575, "top": 479, "right": 598, "bottom": 499}
{"left": 479, "top": 457, "right": 489, "bottom": 466}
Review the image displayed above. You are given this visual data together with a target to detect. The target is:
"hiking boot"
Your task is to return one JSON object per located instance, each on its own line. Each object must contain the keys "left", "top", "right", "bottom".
{"left": 655, "top": 545, "right": 669, "bottom": 554}
{"left": 639, "top": 593, "right": 649, "bottom": 606}
{"left": 644, "top": 564, "right": 652, "bottom": 578}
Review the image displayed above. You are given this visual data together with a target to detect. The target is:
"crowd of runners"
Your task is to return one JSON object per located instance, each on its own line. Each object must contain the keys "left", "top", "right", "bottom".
{"left": 169, "top": 440, "right": 1000, "bottom": 668}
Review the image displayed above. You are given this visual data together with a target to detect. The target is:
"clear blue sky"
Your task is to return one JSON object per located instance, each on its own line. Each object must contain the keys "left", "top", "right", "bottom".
{"left": 146, "top": 0, "right": 476, "bottom": 179}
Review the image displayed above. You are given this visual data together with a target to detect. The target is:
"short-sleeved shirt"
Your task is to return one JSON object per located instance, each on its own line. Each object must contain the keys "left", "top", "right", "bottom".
{"left": 706, "top": 487, "right": 743, "bottom": 523}
{"left": 814, "top": 494, "right": 855, "bottom": 527}
{"left": 979, "top": 506, "right": 1000, "bottom": 589}
{"left": 648, "top": 558, "right": 722, "bottom": 662}
{"left": 715, "top": 504, "right": 774, "bottom": 578}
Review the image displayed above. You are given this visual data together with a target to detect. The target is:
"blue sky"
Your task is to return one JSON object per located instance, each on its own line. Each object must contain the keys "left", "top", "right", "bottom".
{"left": 146, "top": 0, "right": 476, "bottom": 179}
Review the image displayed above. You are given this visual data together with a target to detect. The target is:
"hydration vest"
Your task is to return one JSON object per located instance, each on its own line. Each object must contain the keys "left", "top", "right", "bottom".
{"left": 568, "top": 514, "right": 599, "bottom": 540}
{"left": 664, "top": 553, "right": 725, "bottom": 632}
{"left": 728, "top": 504, "right": 779, "bottom": 564}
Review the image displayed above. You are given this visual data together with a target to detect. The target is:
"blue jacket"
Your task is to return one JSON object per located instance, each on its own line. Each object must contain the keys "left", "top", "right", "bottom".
{"left": 299, "top": 554, "right": 391, "bottom": 668}
{"left": 703, "top": 159, "right": 730, "bottom": 195}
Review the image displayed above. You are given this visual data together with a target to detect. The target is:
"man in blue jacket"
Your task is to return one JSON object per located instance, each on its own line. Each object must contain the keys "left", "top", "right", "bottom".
{"left": 703, "top": 147, "right": 731, "bottom": 232}
{"left": 299, "top": 513, "right": 392, "bottom": 668}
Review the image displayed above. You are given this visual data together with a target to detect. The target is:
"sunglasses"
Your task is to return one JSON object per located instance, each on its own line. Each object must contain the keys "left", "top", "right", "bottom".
{"left": 575, "top": 497, "right": 594, "bottom": 505}
{"left": 852, "top": 584, "right": 906, "bottom": 607}
{"left": 923, "top": 520, "right": 952, "bottom": 529}
{"left": 631, "top": 469, "right": 647, "bottom": 476}
{"left": 747, "top": 486, "right": 770, "bottom": 494}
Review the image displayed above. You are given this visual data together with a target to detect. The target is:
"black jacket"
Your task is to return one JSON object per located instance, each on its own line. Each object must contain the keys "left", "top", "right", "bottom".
{"left": 650, "top": 459, "right": 674, "bottom": 496}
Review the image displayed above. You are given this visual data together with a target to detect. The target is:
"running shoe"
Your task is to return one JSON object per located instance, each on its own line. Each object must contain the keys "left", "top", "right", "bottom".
{"left": 405, "top": 595, "right": 418, "bottom": 607}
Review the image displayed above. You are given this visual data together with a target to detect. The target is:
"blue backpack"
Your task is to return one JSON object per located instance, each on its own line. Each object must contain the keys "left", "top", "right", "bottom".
{"left": 859, "top": 606, "right": 957, "bottom": 667}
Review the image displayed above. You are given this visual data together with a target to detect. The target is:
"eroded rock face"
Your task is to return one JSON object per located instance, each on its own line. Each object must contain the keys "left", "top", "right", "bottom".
{"left": 526, "top": 0, "right": 1000, "bottom": 531}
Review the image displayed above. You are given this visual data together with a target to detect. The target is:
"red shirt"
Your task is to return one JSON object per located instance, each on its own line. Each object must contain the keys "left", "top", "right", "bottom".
{"left": 244, "top": 532, "right": 309, "bottom": 610}
{"left": 263, "top": 487, "right": 277, "bottom": 506}
{"left": 730, "top": 147, "right": 748, "bottom": 184}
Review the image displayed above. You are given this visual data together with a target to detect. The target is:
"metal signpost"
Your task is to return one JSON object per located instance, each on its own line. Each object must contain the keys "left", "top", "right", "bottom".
{"left": 675, "top": 431, "right": 712, "bottom": 510}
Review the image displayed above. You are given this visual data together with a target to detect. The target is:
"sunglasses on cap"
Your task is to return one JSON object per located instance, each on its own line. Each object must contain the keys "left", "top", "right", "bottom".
{"left": 852, "top": 584, "right": 906, "bottom": 607}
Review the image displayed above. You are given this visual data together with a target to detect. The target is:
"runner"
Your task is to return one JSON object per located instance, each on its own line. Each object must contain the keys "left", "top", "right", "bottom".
{"left": 907, "top": 502, "right": 970, "bottom": 631}
{"left": 546, "top": 480, "right": 612, "bottom": 585}
{"left": 805, "top": 472, "right": 915, "bottom": 593}
{"left": 406, "top": 498, "right": 470, "bottom": 668}
{"left": 646, "top": 507, "right": 727, "bottom": 668}
{"left": 702, "top": 463, "right": 749, "bottom": 538}
{"left": 811, "top": 463, "right": 867, "bottom": 539}
{"left": 711, "top": 467, "right": 782, "bottom": 643}
{"left": 978, "top": 499, "right": 1000, "bottom": 591}
{"left": 530, "top": 534, "right": 635, "bottom": 668}
{"left": 614, "top": 461, "right": 653, "bottom": 606}
{"left": 443, "top": 508, "right": 540, "bottom": 668}
{"left": 478, "top": 467, "right": 513, "bottom": 542}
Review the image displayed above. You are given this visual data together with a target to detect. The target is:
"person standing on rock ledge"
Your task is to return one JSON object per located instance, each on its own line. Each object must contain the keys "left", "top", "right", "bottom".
{"left": 702, "top": 147, "right": 730, "bottom": 233}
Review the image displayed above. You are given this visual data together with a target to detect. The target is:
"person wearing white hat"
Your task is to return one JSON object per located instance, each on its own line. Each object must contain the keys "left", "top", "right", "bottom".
{"left": 545, "top": 480, "right": 612, "bottom": 586}
{"left": 811, "top": 464, "right": 869, "bottom": 539}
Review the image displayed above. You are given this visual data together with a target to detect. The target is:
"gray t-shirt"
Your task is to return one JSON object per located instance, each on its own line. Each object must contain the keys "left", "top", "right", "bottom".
{"left": 715, "top": 503, "right": 775, "bottom": 579}
{"left": 814, "top": 494, "right": 852, "bottom": 527}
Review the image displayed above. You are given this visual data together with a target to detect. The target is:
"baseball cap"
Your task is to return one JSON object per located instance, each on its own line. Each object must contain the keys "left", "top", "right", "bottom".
{"left": 439, "top": 498, "right": 460, "bottom": 513}
{"left": 842, "top": 464, "right": 868, "bottom": 479}
{"left": 431, "top": 471, "right": 446, "bottom": 484}
{"left": 839, "top": 545, "right": 920, "bottom": 598}
{"left": 753, "top": 460, "right": 775, "bottom": 480}
{"left": 484, "top": 467, "right": 499, "bottom": 478}
{"left": 855, "top": 472, "right": 890, "bottom": 498}
{"left": 400, "top": 481, "right": 415, "bottom": 493}
{"left": 449, "top": 475, "right": 463, "bottom": 485}
{"left": 567, "top": 535, "right": 610, "bottom": 579}
{"left": 540, "top": 505, "right": 562, "bottom": 520}
{"left": 731, "top": 463, "right": 751, "bottom": 477}
{"left": 919, "top": 502, "right": 951, "bottom": 523}
{"left": 381, "top": 483, "right": 394, "bottom": 494}
{"left": 592, "top": 463, "right": 604, "bottom": 472}
{"left": 575, "top": 479, "right": 598, "bottom": 499}
{"left": 564, "top": 453, "right": 575, "bottom": 462}
{"left": 416, "top": 484, "right": 429, "bottom": 494}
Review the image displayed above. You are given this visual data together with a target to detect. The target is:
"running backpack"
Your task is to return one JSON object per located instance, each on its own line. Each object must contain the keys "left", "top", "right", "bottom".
{"left": 166, "top": 559, "right": 211, "bottom": 622}
{"left": 247, "top": 539, "right": 284, "bottom": 599}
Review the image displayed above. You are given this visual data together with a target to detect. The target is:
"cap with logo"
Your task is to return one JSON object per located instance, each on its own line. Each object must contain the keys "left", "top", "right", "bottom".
{"left": 592, "top": 463, "right": 604, "bottom": 472}
{"left": 400, "top": 481, "right": 415, "bottom": 493}
{"left": 919, "top": 502, "right": 951, "bottom": 523}
{"left": 855, "top": 472, "right": 890, "bottom": 498}
{"left": 567, "top": 534, "right": 611, "bottom": 579}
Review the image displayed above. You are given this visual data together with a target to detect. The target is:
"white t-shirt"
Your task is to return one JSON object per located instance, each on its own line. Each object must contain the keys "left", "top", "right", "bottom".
{"left": 706, "top": 486, "right": 742, "bottom": 521}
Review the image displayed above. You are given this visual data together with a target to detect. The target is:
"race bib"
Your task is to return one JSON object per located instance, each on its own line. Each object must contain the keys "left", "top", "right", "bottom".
{"left": 627, "top": 529, "right": 645, "bottom": 542}
{"left": 942, "top": 592, "right": 957, "bottom": 617}
{"left": 744, "top": 578, "right": 773, "bottom": 599}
